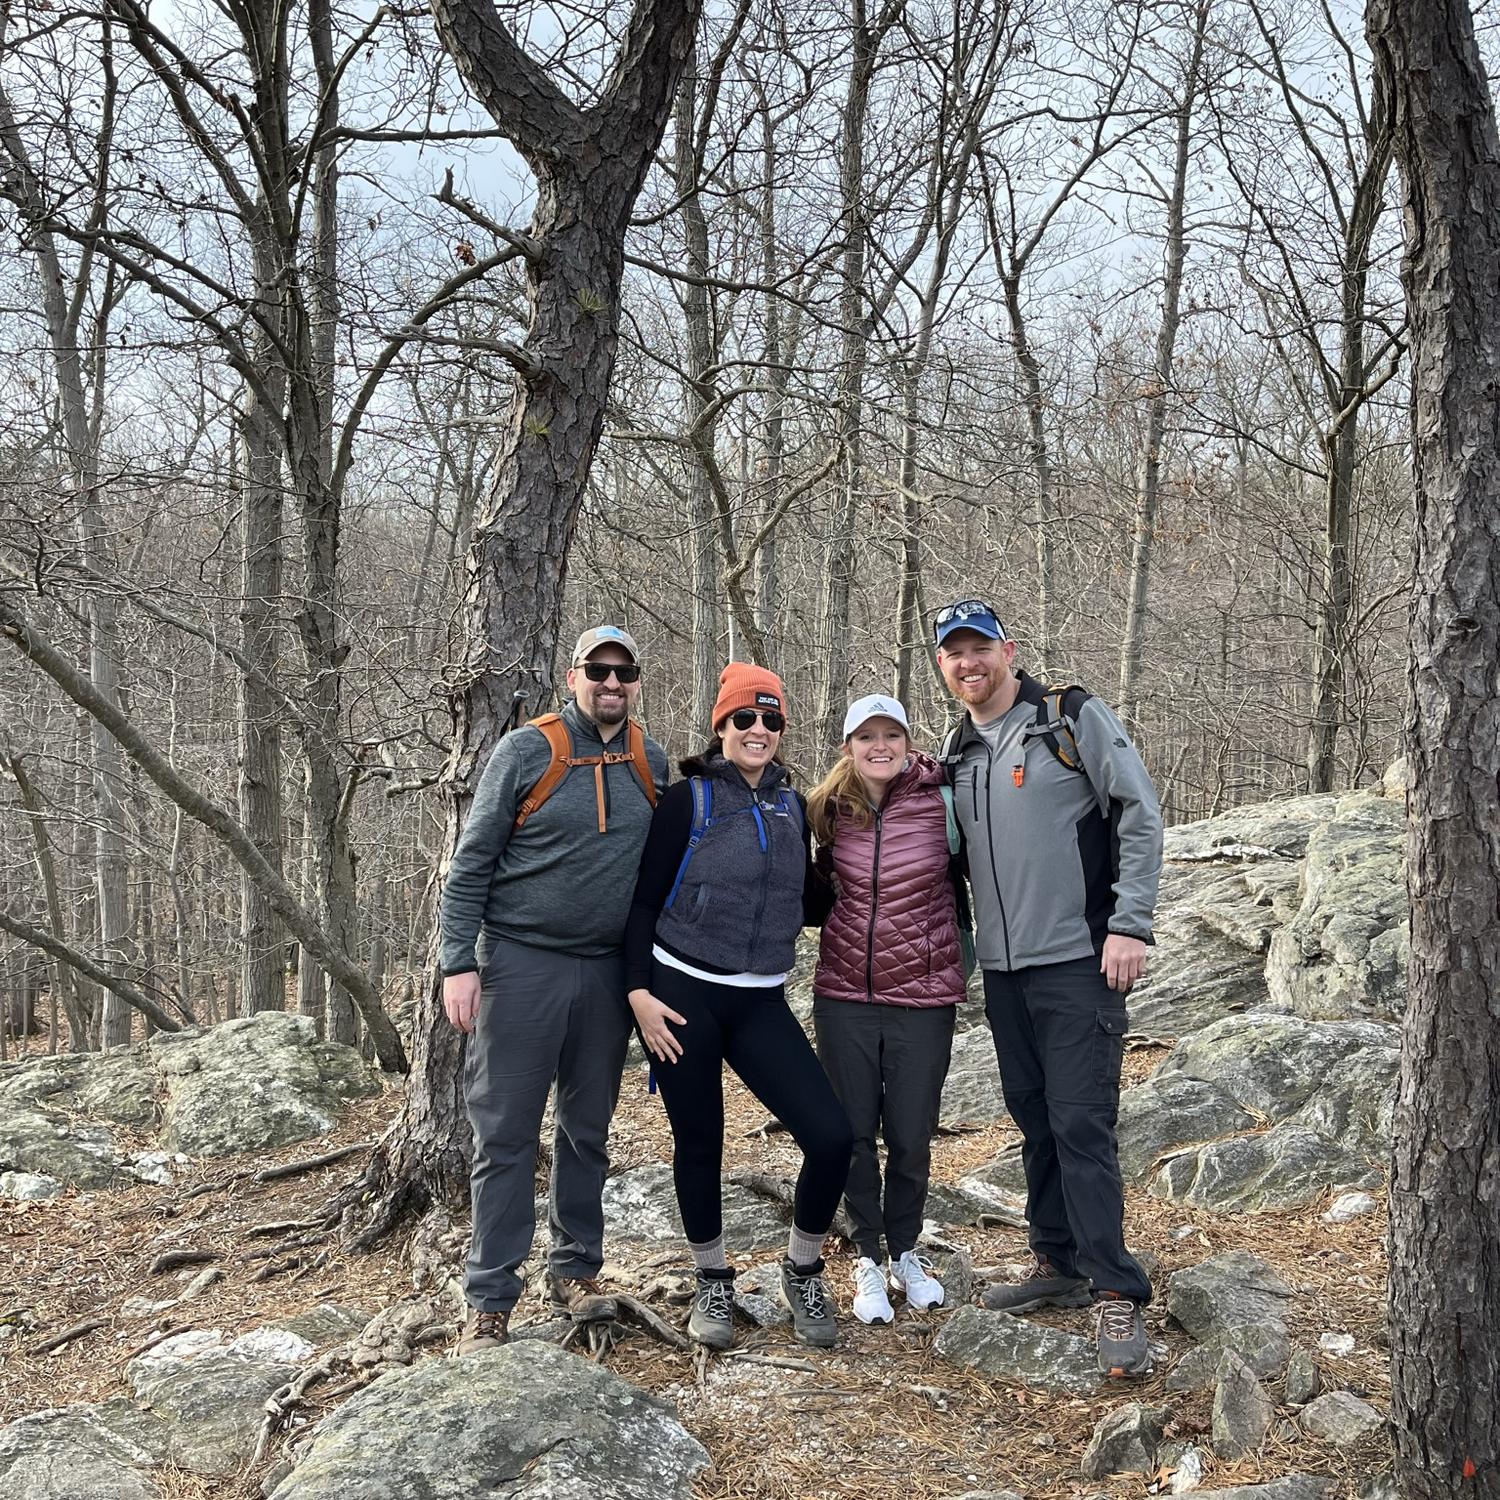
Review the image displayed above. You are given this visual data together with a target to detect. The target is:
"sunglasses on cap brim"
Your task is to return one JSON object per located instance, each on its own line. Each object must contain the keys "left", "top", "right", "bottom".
{"left": 933, "top": 598, "right": 1006, "bottom": 641}
{"left": 581, "top": 661, "right": 640, "bottom": 683}
{"left": 728, "top": 708, "right": 785, "bottom": 732}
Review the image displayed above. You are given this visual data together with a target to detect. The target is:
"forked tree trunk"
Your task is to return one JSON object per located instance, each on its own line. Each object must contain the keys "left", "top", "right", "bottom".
{"left": 350, "top": 0, "right": 704, "bottom": 1232}
{"left": 1367, "top": 0, "right": 1500, "bottom": 1493}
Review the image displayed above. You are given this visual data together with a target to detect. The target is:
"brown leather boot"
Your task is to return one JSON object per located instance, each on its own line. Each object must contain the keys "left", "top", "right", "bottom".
{"left": 547, "top": 1272, "right": 618, "bottom": 1322}
{"left": 455, "top": 1307, "right": 510, "bottom": 1356}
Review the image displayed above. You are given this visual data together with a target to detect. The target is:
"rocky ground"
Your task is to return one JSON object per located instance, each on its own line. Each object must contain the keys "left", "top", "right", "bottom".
{"left": 0, "top": 771, "right": 1408, "bottom": 1499}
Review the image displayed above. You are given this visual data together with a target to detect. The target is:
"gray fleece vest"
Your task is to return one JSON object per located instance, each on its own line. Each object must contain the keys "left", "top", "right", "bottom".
{"left": 653, "top": 761, "right": 805, "bottom": 976}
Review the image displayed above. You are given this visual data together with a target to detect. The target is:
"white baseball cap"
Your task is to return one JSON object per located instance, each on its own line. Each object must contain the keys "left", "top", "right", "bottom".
{"left": 842, "top": 694, "right": 911, "bottom": 739}
{"left": 571, "top": 624, "right": 641, "bottom": 666}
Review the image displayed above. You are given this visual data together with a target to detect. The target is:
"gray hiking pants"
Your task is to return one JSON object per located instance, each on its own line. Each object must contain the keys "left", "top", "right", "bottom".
{"left": 813, "top": 995, "right": 957, "bottom": 1263}
{"left": 464, "top": 935, "right": 631, "bottom": 1312}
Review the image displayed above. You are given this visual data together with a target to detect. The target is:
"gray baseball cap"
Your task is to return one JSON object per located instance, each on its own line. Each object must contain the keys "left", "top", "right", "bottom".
{"left": 571, "top": 624, "right": 641, "bottom": 666}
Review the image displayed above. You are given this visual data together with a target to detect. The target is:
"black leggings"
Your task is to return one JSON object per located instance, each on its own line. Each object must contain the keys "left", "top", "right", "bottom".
{"left": 647, "top": 960, "right": 853, "bottom": 1246}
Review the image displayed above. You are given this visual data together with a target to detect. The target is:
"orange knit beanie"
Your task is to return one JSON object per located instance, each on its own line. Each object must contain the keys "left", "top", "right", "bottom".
{"left": 711, "top": 662, "right": 788, "bottom": 730}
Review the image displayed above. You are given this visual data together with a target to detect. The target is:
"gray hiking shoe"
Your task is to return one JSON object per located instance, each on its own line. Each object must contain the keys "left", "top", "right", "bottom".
{"left": 980, "top": 1256, "right": 1091, "bottom": 1314}
{"left": 780, "top": 1257, "right": 837, "bottom": 1348}
{"left": 687, "top": 1270, "right": 736, "bottom": 1350}
{"left": 1095, "top": 1293, "right": 1151, "bottom": 1377}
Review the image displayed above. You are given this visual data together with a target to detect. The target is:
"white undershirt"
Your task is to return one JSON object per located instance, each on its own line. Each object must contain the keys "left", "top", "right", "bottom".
{"left": 652, "top": 943, "right": 789, "bottom": 989}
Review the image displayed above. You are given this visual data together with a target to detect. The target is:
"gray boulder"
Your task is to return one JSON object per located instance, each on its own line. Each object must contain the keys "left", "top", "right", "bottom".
{"left": 1157, "top": 862, "right": 1287, "bottom": 954}
{"left": 150, "top": 1013, "right": 380, "bottom": 1157}
{"left": 940, "top": 1026, "right": 1008, "bottom": 1127}
{"left": 1166, "top": 1252, "right": 1294, "bottom": 1378}
{"left": 268, "top": 1339, "right": 708, "bottom": 1500}
{"left": 0, "top": 1168, "right": 63, "bottom": 1200}
{"left": 601, "top": 1164, "right": 786, "bottom": 1253}
{"left": 1126, "top": 926, "right": 1271, "bottom": 1040}
{"left": 1282, "top": 1348, "right": 1321, "bottom": 1406}
{"left": 127, "top": 1327, "right": 312, "bottom": 1474}
{"left": 734, "top": 1262, "right": 792, "bottom": 1328}
{"left": 1212, "top": 1350, "right": 1273, "bottom": 1459}
{"left": 1117, "top": 1075, "right": 1257, "bottom": 1182}
{"left": 0, "top": 1399, "right": 169, "bottom": 1500}
{"left": 933, "top": 1306, "right": 1101, "bottom": 1395}
{"left": 958, "top": 1145, "right": 1028, "bottom": 1207}
{"left": 1264, "top": 795, "right": 1407, "bottom": 1023}
{"left": 1300, "top": 1391, "right": 1384, "bottom": 1445}
{"left": 275, "top": 1304, "right": 373, "bottom": 1347}
{"left": 1151, "top": 1123, "right": 1383, "bottom": 1212}
{"left": 1081, "top": 1402, "right": 1168, "bottom": 1479}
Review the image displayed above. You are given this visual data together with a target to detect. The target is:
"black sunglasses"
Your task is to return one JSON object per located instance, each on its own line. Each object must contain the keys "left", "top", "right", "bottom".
{"left": 582, "top": 661, "right": 640, "bottom": 684}
{"left": 729, "top": 708, "right": 785, "bottom": 733}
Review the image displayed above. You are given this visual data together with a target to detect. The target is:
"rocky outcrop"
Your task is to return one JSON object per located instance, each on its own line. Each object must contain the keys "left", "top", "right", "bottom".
{"left": 268, "top": 1340, "right": 708, "bottom": 1500}
{"left": 600, "top": 1163, "right": 787, "bottom": 1253}
{"left": 1166, "top": 1252, "right": 1294, "bottom": 1380}
{"left": 933, "top": 1306, "right": 1101, "bottom": 1395}
{"left": 0, "top": 1400, "right": 169, "bottom": 1500}
{"left": 0, "top": 1014, "right": 381, "bottom": 1192}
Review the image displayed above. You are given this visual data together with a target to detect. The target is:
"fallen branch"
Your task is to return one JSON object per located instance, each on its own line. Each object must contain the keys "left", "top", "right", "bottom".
{"left": 124, "top": 1322, "right": 193, "bottom": 1360}
{"left": 247, "top": 1217, "right": 326, "bottom": 1238}
{"left": 240, "top": 1232, "right": 330, "bottom": 1265}
{"left": 614, "top": 1294, "right": 689, "bottom": 1350}
{"left": 148, "top": 1248, "right": 218, "bottom": 1276}
{"left": 727, "top": 1169, "right": 856, "bottom": 1242}
{"left": 32, "top": 1316, "right": 108, "bottom": 1354}
{"left": 721, "top": 1349, "right": 818, "bottom": 1373}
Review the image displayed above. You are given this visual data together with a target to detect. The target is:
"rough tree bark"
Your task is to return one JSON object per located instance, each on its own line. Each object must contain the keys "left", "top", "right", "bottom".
{"left": 1366, "top": 0, "right": 1500, "bottom": 1494}
{"left": 345, "top": 0, "right": 704, "bottom": 1237}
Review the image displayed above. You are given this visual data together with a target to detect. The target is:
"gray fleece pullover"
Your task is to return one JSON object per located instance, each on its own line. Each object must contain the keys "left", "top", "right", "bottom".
{"left": 943, "top": 671, "right": 1163, "bottom": 972}
{"left": 439, "top": 701, "right": 670, "bottom": 972}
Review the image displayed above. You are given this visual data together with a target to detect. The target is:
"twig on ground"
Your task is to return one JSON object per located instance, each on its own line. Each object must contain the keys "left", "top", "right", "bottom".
{"left": 614, "top": 1293, "right": 690, "bottom": 1350}
{"left": 241, "top": 1232, "right": 330, "bottom": 1265}
{"left": 254, "top": 1141, "right": 374, "bottom": 1184}
{"left": 247, "top": 1217, "right": 326, "bottom": 1238}
{"left": 720, "top": 1349, "right": 818, "bottom": 1373}
{"left": 124, "top": 1322, "right": 194, "bottom": 1360}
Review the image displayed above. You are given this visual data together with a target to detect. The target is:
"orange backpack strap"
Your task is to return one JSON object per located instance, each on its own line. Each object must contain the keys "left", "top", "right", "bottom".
{"left": 513, "top": 715, "right": 574, "bottom": 833}
{"left": 627, "top": 721, "right": 657, "bottom": 808}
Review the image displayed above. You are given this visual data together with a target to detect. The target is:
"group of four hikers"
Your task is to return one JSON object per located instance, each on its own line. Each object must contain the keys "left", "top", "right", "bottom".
{"left": 438, "top": 598, "right": 1163, "bottom": 1378}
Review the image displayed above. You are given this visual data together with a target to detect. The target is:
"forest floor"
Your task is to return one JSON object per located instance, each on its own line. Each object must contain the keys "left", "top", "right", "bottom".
{"left": 2, "top": 1038, "right": 1394, "bottom": 1500}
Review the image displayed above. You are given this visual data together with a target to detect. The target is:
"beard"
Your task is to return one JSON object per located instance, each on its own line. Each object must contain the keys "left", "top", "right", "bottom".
{"left": 589, "top": 693, "right": 628, "bottom": 724}
{"left": 944, "top": 664, "right": 999, "bottom": 705}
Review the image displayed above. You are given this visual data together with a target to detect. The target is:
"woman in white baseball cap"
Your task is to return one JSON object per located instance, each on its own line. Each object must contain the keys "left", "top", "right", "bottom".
{"left": 805, "top": 695, "right": 973, "bottom": 1325}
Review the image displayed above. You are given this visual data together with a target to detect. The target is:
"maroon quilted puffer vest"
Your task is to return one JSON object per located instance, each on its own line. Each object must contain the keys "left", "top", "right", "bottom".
{"left": 813, "top": 752, "right": 966, "bottom": 1007}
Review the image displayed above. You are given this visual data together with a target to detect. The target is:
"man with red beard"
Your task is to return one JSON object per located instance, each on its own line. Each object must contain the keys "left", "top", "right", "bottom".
{"left": 934, "top": 599, "right": 1162, "bottom": 1378}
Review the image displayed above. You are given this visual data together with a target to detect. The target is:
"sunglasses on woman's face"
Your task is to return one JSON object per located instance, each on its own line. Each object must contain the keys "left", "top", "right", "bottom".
{"left": 729, "top": 708, "right": 785, "bottom": 733}
{"left": 582, "top": 661, "right": 640, "bottom": 684}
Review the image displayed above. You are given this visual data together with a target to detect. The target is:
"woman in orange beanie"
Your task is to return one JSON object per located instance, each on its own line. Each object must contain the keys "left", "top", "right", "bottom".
{"left": 624, "top": 664, "right": 850, "bottom": 1352}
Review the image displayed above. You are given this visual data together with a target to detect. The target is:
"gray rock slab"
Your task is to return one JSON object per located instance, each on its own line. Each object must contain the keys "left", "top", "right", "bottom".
{"left": 958, "top": 1145, "right": 1028, "bottom": 1207}
{"left": 1164, "top": 795, "right": 1342, "bottom": 861}
{"left": 1285, "top": 1047, "right": 1398, "bottom": 1158}
{"left": 1283, "top": 1349, "right": 1321, "bottom": 1406}
{"left": 1157, "top": 863, "right": 1286, "bottom": 954}
{"left": 0, "top": 1105, "right": 129, "bottom": 1190}
{"left": 940, "top": 1025, "right": 1008, "bottom": 1127}
{"left": 149, "top": 1012, "right": 380, "bottom": 1158}
{"left": 1189, "top": 1481, "right": 1333, "bottom": 1500}
{"left": 1166, "top": 1252, "right": 1294, "bottom": 1378}
{"left": 274, "top": 1304, "right": 373, "bottom": 1347}
{"left": 0, "top": 1398, "right": 170, "bottom": 1500}
{"left": 1151, "top": 1123, "right": 1383, "bottom": 1212}
{"left": 734, "top": 1262, "right": 791, "bottom": 1327}
{"left": 1300, "top": 1391, "right": 1384, "bottom": 1444}
{"left": 1212, "top": 1350, "right": 1273, "bottom": 1459}
{"left": 1264, "top": 794, "right": 1407, "bottom": 1023}
{"left": 127, "top": 1328, "right": 311, "bottom": 1474}
{"left": 1081, "top": 1401, "right": 1168, "bottom": 1479}
{"left": 1126, "top": 927, "right": 1270, "bottom": 1040}
{"left": 1165, "top": 1343, "right": 1221, "bottom": 1394}
{"left": 1117, "top": 1075, "right": 1258, "bottom": 1182}
{"left": 923, "top": 1179, "right": 1001, "bottom": 1228}
{"left": 601, "top": 1164, "right": 786, "bottom": 1253}
{"left": 933, "top": 1305, "right": 1101, "bottom": 1395}
{"left": 1152, "top": 1013, "right": 1398, "bottom": 1122}
{"left": 268, "top": 1339, "right": 708, "bottom": 1500}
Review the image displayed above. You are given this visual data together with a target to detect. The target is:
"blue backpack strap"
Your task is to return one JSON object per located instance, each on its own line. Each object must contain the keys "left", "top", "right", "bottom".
{"left": 665, "top": 777, "right": 713, "bottom": 909}
{"left": 778, "top": 787, "right": 803, "bottom": 836}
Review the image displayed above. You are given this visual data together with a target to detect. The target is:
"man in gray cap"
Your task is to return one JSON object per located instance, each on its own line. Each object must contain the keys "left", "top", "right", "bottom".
{"left": 440, "top": 625, "right": 669, "bottom": 1353}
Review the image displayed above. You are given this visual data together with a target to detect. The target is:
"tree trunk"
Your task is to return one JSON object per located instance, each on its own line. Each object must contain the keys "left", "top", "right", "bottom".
{"left": 352, "top": 0, "right": 704, "bottom": 1230}
{"left": 1117, "top": 1, "right": 1207, "bottom": 727}
{"left": 1367, "top": 0, "right": 1500, "bottom": 1493}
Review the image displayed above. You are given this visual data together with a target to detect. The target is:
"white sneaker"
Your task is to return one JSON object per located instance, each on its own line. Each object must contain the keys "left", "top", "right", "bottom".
{"left": 890, "top": 1250, "right": 945, "bottom": 1310}
{"left": 850, "top": 1256, "right": 894, "bottom": 1324}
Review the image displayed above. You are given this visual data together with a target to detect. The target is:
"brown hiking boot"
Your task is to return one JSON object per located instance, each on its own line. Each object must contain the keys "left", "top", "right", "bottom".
{"left": 547, "top": 1273, "right": 618, "bottom": 1322}
{"left": 455, "top": 1307, "right": 509, "bottom": 1355}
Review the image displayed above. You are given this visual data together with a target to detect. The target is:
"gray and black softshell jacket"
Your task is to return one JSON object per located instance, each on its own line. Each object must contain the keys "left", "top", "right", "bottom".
{"left": 941, "top": 671, "right": 1163, "bottom": 973}
{"left": 439, "top": 701, "right": 670, "bottom": 973}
